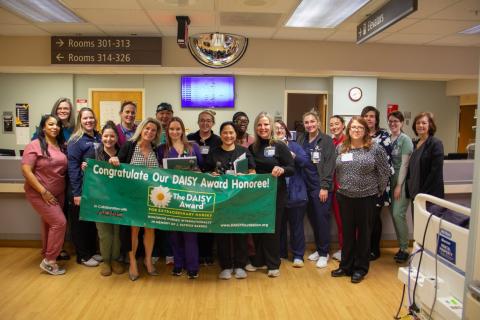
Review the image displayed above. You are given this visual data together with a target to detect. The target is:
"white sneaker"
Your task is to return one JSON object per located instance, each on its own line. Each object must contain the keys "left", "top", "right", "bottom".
{"left": 316, "top": 254, "right": 329, "bottom": 268}
{"left": 267, "top": 269, "right": 280, "bottom": 277}
{"left": 245, "top": 264, "right": 267, "bottom": 272}
{"left": 81, "top": 257, "right": 100, "bottom": 267}
{"left": 92, "top": 254, "right": 103, "bottom": 262}
{"left": 292, "top": 258, "right": 304, "bottom": 268}
{"left": 40, "top": 259, "right": 66, "bottom": 275}
{"left": 308, "top": 251, "right": 320, "bottom": 261}
{"left": 151, "top": 256, "right": 160, "bottom": 265}
{"left": 165, "top": 256, "right": 174, "bottom": 265}
{"left": 332, "top": 250, "right": 342, "bottom": 261}
{"left": 234, "top": 268, "right": 247, "bottom": 279}
{"left": 219, "top": 268, "right": 233, "bottom": 280}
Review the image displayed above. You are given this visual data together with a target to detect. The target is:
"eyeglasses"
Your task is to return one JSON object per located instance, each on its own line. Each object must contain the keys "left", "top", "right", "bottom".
{"left": 388, "top": 120, "right": 400, "bottom": 124}
{"left": 350, "top": 126, "right": 365, "bottom": 131}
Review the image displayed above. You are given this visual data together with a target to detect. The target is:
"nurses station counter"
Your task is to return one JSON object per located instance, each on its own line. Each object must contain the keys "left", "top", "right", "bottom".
{"left": 0, "top": 156, "right": 475, "bottom": 241}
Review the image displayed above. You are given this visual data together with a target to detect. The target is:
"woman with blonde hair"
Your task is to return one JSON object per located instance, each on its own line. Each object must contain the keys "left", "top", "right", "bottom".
{"left": 67, "top": 107, "right": 101, "bottom": 267}
{"left": 331, "top": 116, "right": 390, "bottom": 283}
{"left": 245, "top": 112, "right": 294, "bottom": 277}
{"left": 109, "top": 117, "right": 162, "bottom": 281}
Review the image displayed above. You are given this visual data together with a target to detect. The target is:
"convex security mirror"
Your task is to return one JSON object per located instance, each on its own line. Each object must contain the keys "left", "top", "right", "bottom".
{"left": 188, "top": 33, "right": 248, "bottom": 68}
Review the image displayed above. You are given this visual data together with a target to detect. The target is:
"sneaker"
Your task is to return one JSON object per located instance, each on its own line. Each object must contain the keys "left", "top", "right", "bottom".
{"left": 92, "top": 254, "right": 103, "bottom": 262}
{"left": 165, "top": 256, "right": 174, "bottom": 265}
{"left": 172, "top": 267, "right": 183, "bottom": 276}
{"left": 292, "top": 258, "right": 304, "bottom": 268}
{"left": 332, "top": 250, "right": 342, "bottom": 261}
{"left": 245, "top": 264, "right": 267, "bottom": 272}
{"left": 219, "top": 269, "right": 233, "bottom": 280}
{"left": 308, "top": 251, "right": 320, "bottom": 261}
{"left": 40, "top": 259, "right": 66, "bottom": 275}
{"left": 100, "top": 263, "right": 112, "bottom": 276}
{"left": 57, "top": 250, "right": 70, "bottom": 261}
{"left": 394, "top": 250, "right": 409, "bottom": 263}
{"left": 316, "top": 254, "right": 329, "bottom": 268}
{"left": 267, "top": 269, "right": 280, "bottom": 277}
{"left": 187, "top": 271, "right": 199, "bottom": 279}
{"left": 81, "top": 257, "right": 100, "bottom": 267}
{"left": 151, "top": 256, "right": 160, "bottom": 265}
{"left": 234, "top": 268, "right": 247, "bottom": 279}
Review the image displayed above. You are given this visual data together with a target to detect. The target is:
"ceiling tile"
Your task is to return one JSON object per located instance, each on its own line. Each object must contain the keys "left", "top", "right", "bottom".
{"left": 220, "top": 12, "right": 281, "bottom": 27}
{"left": 75, "top": 9, "right": 154, "bottom": 26}
{"left": 35, "top": 23, "right": 103, "bottom": 35}
{"left": 149, "top": 11, "right": 216, "bottom": 27}
{"left": 430, "top": 0, "right": 480, "bottom": 20}
{"left": 427, "top": 34, "right": 480, "bottom": 46}
{"left": 62, "top": 0, "right": 142, "bottom": 9}
{"left": 384, "top": 18, "right": 422, "bottom": 32}
{"left": 325, "top": 30, "right": 357, "bottom": 42}
{"left": 399, "top": 19, "right": 476, "bottom": 34}
{"left": 219, "top": 0, "right": 297, "bottom": 13}
{"left": 0, "top": 25, "right": 49, "bottom": 36}
{"left": 375, "top": 33, "right": 444, "bottom": 44}
{"left": 274, "top": 28, "right": 335, "bottom": 41}
{"left": 409, "top": 0, "right": 459, "bottom": 19}
{"left": 98, "top": 25, "right": 161, "bottom": 36}
{"left": 138, "top": 0, "right": 214, "bottom": 11}
{"left": 0, "top": 8, "right": 30, "bottom": 24}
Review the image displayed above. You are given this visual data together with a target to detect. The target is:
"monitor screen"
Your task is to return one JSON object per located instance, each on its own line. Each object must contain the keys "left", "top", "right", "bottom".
{"left": 181, "top": 75, "right": 235, "bottom": 108}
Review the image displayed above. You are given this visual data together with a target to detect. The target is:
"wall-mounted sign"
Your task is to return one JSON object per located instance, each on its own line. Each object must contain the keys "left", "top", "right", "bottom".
{"left": 51, "top": 36, "right": 162, "bottom": 65}
{"left": 356, "top": 0, "right": 417, "bottom": 44}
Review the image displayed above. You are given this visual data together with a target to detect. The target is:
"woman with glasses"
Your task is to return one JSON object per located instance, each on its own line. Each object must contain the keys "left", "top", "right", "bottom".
{"left": 331, "top": 116, "right": 390, "bottom": 283}
{"left": 388, "top": 111, "right": 413, "bottom": 263}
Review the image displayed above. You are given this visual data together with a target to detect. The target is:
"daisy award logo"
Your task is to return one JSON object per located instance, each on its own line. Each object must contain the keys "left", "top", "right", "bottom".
{"left": 149, "top": 186, "right": 172, "bottom": 208}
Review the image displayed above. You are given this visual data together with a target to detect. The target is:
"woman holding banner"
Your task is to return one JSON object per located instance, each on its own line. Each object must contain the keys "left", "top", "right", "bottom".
{"left": 157, "top": 117, "right": 203, "bottom": 279}
{"left": 109, "top": 117, "right": 162, "bottom": 281}
{"left": 68, "top": 107, "right": 102, "bottom": 268}
{"left": 246, "top": 112, "right": 294, "bottom": 278}
{"left": 206, "top": 121, "right": 256, "bottom": 280}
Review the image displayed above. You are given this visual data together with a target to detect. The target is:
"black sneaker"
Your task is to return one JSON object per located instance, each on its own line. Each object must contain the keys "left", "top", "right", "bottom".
{"left": 171, "top": 267, "right": 183, "bottom": 276}
{"left": 187, "top": 271, "right": 199, "bottom": 279}
{"left": 394, "top": 250, "right": 409, "bottom": 263}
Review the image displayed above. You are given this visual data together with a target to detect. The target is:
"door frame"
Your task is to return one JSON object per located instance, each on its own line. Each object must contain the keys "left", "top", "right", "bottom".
{"left": 88, "top": 87, "right": 146, "bottom": 121}
{"left": 283, "top": 89, "right": 329, "bottom": 129}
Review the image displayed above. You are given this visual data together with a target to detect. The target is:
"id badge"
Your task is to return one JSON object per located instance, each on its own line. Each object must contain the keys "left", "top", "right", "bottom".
{"left": 200, "top": 145, "right": 210, "bottom": 155}
{"left": 392, "top": 147, "right": 399, "bottom": 156}
{"left": 225, "top": 169, "right": 235, "bottom": 175}
{"left": 311, "top": 151, "right": 320, "bottom": 163}
{"left": 264, "top": 146, "right": 275, "bottom": 158}
{"left": 341, "top": 153, "right": 353, "bottom": 162}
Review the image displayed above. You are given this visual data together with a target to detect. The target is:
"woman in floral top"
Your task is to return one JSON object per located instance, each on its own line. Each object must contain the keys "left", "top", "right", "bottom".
{"left": 361, "top": 106, "right": 393, "bottom": 261}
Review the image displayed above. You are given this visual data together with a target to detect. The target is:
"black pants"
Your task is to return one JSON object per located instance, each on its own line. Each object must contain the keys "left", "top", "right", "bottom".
{"left": 216, "top": 234, "right": 247, "bottom": 269}
{"left": 198, "top": 233, "right": 215, "bottom": 259}
{"left": 337, "top": 193, "right": 376, "bottom": 275}
{"left": 251, "top": 196, "right": 284, "bottom": 270}
{"left": 370, "top": 202, "right": 383, "bottom": 256}
{"left": 70, "top": 203, "right": 97, "bottom": 262}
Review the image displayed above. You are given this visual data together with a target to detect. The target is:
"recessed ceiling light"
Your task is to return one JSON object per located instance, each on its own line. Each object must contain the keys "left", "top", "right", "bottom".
{"left": 286, "top": 0, "right": 369, "bottom": 28}
{"left": 0, "top": 0, "right": 84, "bottom": 23}
{"left": 459, "top": 24, "right": 480, "bottom": 35}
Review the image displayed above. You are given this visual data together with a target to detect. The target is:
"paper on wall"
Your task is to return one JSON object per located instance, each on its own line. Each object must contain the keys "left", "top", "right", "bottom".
{"left": 99, "top": 100, "right": 121, "bottom": 128}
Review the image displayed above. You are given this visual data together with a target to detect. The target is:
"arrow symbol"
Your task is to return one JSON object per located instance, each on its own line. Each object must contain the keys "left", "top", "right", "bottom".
{"left": 56, "top": 38, "right": 64, "bottom": 47}
{"left": 56, "top": 53, "right": 64, "bottom": 61}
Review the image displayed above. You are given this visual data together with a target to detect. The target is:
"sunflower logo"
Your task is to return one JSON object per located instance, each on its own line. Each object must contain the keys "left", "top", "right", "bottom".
{"left": 149, "top": 186, "right": 172, "bottom": 208}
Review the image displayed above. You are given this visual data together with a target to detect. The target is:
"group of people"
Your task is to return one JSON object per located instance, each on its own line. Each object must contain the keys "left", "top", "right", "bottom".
{"left": 21, "top": 97, "right": 444, "bottom": 284}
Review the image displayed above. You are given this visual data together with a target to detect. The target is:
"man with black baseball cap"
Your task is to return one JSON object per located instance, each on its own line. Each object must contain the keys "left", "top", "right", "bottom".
{"left": 156, "top": 102, "right": 173, "bottom": 144}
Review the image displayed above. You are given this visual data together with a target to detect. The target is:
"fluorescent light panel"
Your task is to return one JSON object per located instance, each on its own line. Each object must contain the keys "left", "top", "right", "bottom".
{"left": 459, "top": 25, "right": 480, "bottom": 35}
{"left": 286, "top": 0, "right": 369, "bottom": 28}
{"left": 0, "top": 0, "right": 84, "bottom": 23}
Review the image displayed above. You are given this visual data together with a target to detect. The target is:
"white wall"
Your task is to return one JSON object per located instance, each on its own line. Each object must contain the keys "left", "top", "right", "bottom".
{"left": 332, "top": 76, "right": 378, "bottom": 116}
{"left": 0, "top": 74, "right": 73, "bottom": 154}
{"left": 377, "top": 79, "right": 459, "bottom": 153}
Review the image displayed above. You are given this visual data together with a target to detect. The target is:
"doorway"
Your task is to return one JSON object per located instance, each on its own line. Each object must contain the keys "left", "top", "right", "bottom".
{"left": 457, "top": 104, "right": 476, "bottom": 153}
{"left": 284, "top": 91, "right": 328, "bottom": 137}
